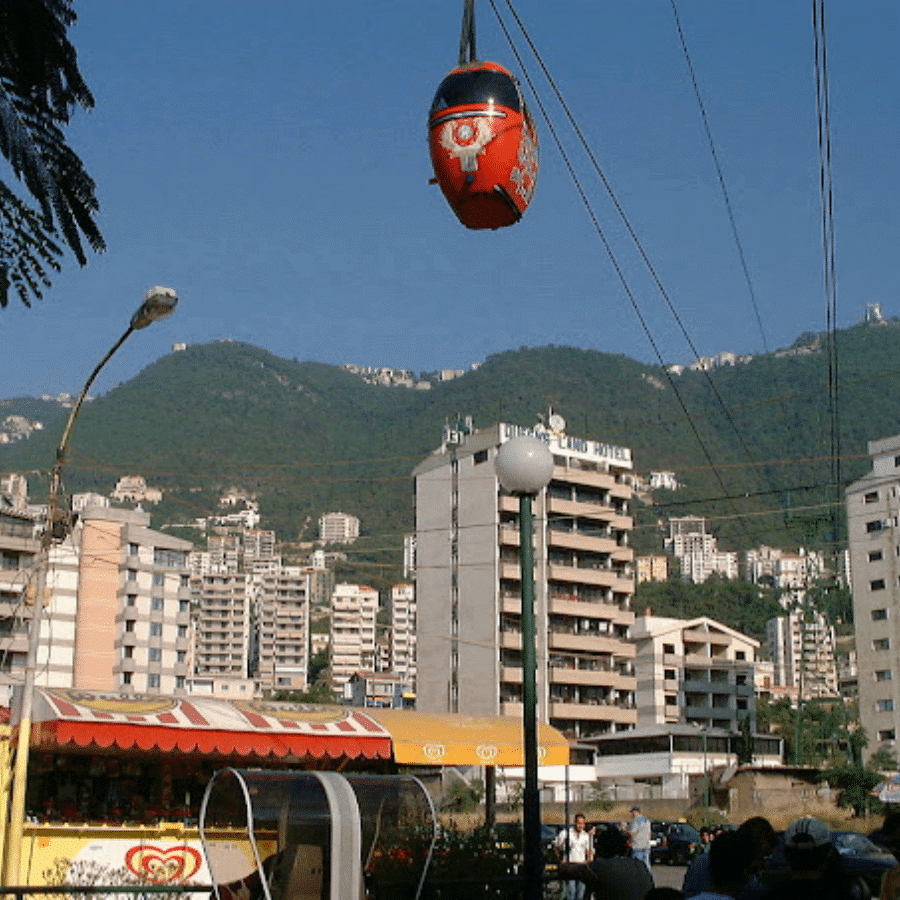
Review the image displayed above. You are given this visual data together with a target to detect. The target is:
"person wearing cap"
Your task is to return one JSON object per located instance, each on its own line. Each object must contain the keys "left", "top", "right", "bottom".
{"left": 760, "top": 816, "right": 845, "bottom": 900}
{"left": 624, "top": 806, "right": 652, "bottom": 868}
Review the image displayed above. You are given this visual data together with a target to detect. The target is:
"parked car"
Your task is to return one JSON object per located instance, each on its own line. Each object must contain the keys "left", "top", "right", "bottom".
{"left": 764, "top": 829, "right": 896, "bottom": 900}
{"left": 650, "top": 820, "right": 703, "bottom": 866}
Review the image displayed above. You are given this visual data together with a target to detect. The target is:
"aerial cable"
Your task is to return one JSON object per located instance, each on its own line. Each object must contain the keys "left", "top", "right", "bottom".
{"left": 813, "top": 0, "right": 841, "bottom": 558}
{"left": 669, "top": 1, "right": 768, "bottom": 355}
{"left": 488, "top": 0, "right": 758, "bottom": 540}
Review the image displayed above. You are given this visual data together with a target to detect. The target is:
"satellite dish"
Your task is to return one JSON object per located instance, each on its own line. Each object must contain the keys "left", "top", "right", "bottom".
{"left": 548, "top": 413, "right": 566, "bottom": 433}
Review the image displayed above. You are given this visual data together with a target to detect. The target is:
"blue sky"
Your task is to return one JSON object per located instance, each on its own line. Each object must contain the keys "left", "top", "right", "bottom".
{"left": 2, "top": 1, "right": 897, "bottom": 398}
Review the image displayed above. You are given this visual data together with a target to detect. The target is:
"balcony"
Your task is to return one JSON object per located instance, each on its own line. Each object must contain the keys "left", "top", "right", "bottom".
{"left": 549, "top": 665, "right": 635, "bottom": 692}
{"left": 548, "top": 596, "right": 634, "bottom": 624}
{"left": 549, "top": 632, "right": 634, "bottom": 656}
{"left": 548, "top": 529, "right": 619, "bottom": 554}
{"left": 549, "top": 701, "right": 637, "bottom": 724}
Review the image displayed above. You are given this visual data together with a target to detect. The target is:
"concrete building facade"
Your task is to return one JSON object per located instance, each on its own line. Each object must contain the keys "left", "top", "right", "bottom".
{"left": 413, "top": 420, "right": 637, "bottom": 740}
{"left": 330, "top": 583, "right": 378, "bottom": 695}
{"left": 631, "top": 615, "right": 758, "bottom": 733}
{"left": 846, "top": 434, "right": 900, "bottom": 760}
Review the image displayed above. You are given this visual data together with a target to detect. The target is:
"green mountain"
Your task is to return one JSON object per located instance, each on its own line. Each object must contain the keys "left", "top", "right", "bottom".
{"left": 3, "top": 321, "right": 899, "bottom": 590}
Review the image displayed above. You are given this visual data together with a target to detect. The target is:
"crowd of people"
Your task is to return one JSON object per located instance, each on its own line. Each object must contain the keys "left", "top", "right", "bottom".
{"left": 552, "top": 808, "right": 900, "bottom": 900}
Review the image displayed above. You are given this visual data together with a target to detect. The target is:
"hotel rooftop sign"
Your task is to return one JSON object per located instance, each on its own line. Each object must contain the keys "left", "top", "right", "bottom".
{"left": 500, "top": 422, "right": 632, "bottom": 470}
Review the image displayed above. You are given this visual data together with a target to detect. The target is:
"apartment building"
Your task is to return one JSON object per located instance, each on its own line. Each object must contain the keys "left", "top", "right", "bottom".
{"left": 666, "top": 517, "right": 738, "bottom": 584}
{"left": 390, "top": 583, "right": 416, "bottom": 690}
{"left": 631, "top": 615, "right": 758, "bottom": 733}
{"left": 256, "top": 565, "right": 311, "bottom": 692}
{"left": 636, "top": 555, "right": 668, "bottom": 584}
{"left": 413, "top": 419, "right": 637, "bottom": 740}
{"left": 846, "top": 434, "right": 900, "bottom": 760}
{"left": 330, "top": 583, "right": 378, "bottom": 695}
{"left": 0, "top": 507, "right": 38, "bottom": 704}
{"left": 766, "top": 609, "right": 838, "bottom": 701}
{"left": 318, "top": 512, "right": 360, "bottom": 545}
{"left": 33, "top": 507, "right": 193, "bottom": 694}
{"left": 193, "top": 569, "right": 252, "bottom": 685}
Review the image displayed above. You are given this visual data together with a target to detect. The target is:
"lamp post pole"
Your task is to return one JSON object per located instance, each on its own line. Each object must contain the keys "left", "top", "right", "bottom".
{"left": 495, "top": 435, "right": 553, "bottom": 900}
{"left": 4, "top": 288, "right": 178, "bottom": 885}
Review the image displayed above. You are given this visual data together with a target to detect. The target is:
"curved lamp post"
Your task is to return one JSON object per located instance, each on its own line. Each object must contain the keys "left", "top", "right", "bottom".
{"left": 4, "top": 287, "right": 178, "bottom": 884}
{"left": 494, "top": 435, "right": 553, "bottom": 900}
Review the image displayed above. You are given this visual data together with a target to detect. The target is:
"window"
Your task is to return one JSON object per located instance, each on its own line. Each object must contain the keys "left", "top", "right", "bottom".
{"left": 125, "top": 620, "right": 135, "bottom": 633}
{"left": 178, "top": 625, "right": 188, "bottom": 638}
{"left": 151, "top": 597, "right": 164, "bottom": 611}
{"left": 865, "top": 491, "right": 880, "bottom": 503}
{"left": 150, "top": 623, "right": 162, "bottom": 637}
{"left": 128, "top": 542, "right": 139, "bottom": 556}
{"left": 122, "top": 672, "right": 132, "bottom": 685}
{"left": 148, "top": 674, "right": 160, "bottom": 689}
{"left": 149, "top": 648, "right": 161, "bottom": 662}
{"left": 868, "top": 520, "right": 885, "bottom": 533}
{"left": 877, "top": 699, "right": 894, "bottom": 712}
{"left": 736, "top": 651, "right": 746, "bottom": 660}
{"left": 870, "top": 550, "right": 884, "bottom": 562}
{"left": 664, "top": 669, "right": 676, "bottom": 680}
{"left": 177, "top": 650, "right": 186, "bottom": 663}
{"left": 873, "top": 609, "right": 889, "bottom": 621}
{"left": 176, "top": 676, "right": 185, "bottom": 689}
{"left": 871, "top": 579, "right": 886, "bottom": 591}
{"left": 126, "top": 594, "right": 137, "bottom": 607}
{"left": 126, "top": 569, "right": 137, "bottom": 581}
{"left": 180, "top": 575, "right": 189, "bottom": 588}
{"left": 663, "top": 643, "right": 676, "bottom": 655}
{"left": 875, "top": 638, "right": 891, "bottom": 651}
{"left": 123, "top": 646, "right": 133, "bottom": 659}
{"left": 154, "top": 548, "right": 187, "bottom": 567}
{"left": 876, "top": 670, "right": 893, "bottom": 681}
{"left": 879, "top": 729, "right": 896, "bottom": 741}
{"left": 473, "top": 449, "right": 489, "bottom": 465}
{"left": 179, "top": 600, "right": 189, "bottom": 612}
{"left": 152, "top": 572, "right": 165, "bottom": 587}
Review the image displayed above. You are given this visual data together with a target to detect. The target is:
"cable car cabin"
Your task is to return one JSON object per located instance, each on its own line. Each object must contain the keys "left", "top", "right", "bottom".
{"left": 428, "top": 61, "right": 538, "bottom": 229}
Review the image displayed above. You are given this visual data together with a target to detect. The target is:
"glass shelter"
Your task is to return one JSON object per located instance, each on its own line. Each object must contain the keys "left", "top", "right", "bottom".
{"left": 200, "top": 769, "right": 436, "bottom": 900}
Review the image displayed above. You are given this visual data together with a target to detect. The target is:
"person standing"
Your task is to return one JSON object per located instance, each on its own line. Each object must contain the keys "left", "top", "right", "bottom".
{"left": 625, "top": 806, "right": 652, "bottom": 868}
{"left": 555, "top": 813, "right": 594, "bottom": 900}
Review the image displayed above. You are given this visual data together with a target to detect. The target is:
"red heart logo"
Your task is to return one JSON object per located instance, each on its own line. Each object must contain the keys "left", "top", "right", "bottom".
{"left": 125, "top": 846, "right": 202, "bottom": 883}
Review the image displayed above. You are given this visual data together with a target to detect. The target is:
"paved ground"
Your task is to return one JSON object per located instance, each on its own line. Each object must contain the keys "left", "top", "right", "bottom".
{"left": 650, "top": 864, "right": 687, "bottom": 891}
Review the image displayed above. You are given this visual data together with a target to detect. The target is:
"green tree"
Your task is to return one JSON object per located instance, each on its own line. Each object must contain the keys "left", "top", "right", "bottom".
{"left": 0, "top": 0, "right": 105, "bottom": 308}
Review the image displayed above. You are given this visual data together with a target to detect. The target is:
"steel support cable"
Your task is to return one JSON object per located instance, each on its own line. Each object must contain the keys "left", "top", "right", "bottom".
{"left": 813, "top": 0, "right": 841, "bottom": 554}
{"left": 669, "top": 0, "right": 769, "bottom": 354}
{"left": 492, "top": 0, "right": 764, "bottom": 501}
{"left": 488, "top": 0, "right": 757, "bottom": 538}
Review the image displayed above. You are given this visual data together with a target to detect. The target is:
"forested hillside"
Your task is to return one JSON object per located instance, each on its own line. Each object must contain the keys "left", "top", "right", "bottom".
{"left": 3, "top": 320, "right": 900, "bottom": 591}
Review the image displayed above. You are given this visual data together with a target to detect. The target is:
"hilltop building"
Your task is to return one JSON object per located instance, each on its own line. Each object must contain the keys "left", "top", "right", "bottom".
{"left": 666, "top": 516, "right": 738, "bottom": 583}
{"left": 846, "top": 434, "right": 900, "bottom": 761}
{"left": 111, "top": 475, "right": 163, "bottom": 505}
{"left": 413, "top": 418, "right": 637, "bottom": 740}
{"left": 318, "top": 511, "right": 360, "bottom": 545}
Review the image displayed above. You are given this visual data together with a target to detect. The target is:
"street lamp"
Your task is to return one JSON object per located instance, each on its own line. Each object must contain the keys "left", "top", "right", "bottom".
{"left": 495, "top": 435, "right": 553, "bottom": 900}
{"left": 4, "top": 287, "right": 178, "bottom": 884}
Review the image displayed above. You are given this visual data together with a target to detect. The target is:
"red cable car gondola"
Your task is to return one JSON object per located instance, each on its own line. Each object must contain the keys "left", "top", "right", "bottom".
{"left": 428, "top": 2, "right": 538, "bottom": 229}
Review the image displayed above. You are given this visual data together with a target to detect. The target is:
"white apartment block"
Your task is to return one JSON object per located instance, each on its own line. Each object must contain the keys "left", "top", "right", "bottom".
{"left": 256, "top": 565, "right": 311, "bottom": 692}
{"left": 666, "top": 517, "right": 737, "bottom": 583}
{"left": 318, "top": 512, "right": 360, "bottom": 545}
{"left": 192, "top": 571, "right": 251, "bottom": 682}
{"left": 846, "top": 434, "right": 900, "bottom": 760}
{"left": 330, "top": 583, "right": 378, "bottom": 695}
{"left": 766, "top": 609, "right": 838, "bottom": 701}
{"left": 414, "top": 419, "right": 637, "bottom": 740}
{"left": 745, "top": 546, "right": 825, "bottom": 590}
{"left": 111, "top": 475, "right": 162, "bottom": 505}
{"left": 390, "top": 584, "right": 416, "bottom": 689}
{"left": 631, "top": 615, "right": 758, "bottom": 733}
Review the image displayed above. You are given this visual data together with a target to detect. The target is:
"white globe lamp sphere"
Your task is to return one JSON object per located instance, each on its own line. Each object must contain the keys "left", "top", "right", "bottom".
{"left": 495, "top": 435, "right": 554, "bottom": 495}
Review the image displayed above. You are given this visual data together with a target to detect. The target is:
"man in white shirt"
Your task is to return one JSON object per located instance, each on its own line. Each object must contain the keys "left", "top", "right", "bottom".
{"left": 555, "top": 813, "right": 594, "bottom": 900}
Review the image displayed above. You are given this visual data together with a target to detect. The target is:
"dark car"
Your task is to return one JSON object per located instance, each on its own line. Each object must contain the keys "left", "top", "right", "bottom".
{"left": 650, "top": 820, "right": 703, "bottom": 866}
{"left": 764, "top": 829, "right": 895, "bottom": 900}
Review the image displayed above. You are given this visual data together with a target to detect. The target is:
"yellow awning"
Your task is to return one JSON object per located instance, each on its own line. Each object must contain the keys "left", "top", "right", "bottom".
{"left": 368, "top": 708, "right": 570, "bottom": 766}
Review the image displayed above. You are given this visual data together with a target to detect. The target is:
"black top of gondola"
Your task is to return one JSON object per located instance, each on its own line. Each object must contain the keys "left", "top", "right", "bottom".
{"left": 430, "top": 64, "right": 521, "bottom": 118}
